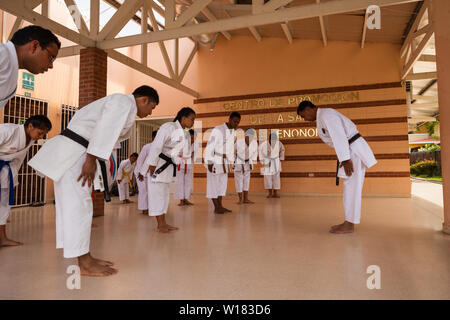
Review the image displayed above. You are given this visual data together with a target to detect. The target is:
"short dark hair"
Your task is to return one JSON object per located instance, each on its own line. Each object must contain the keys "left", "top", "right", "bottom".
{"left": 133, "top": 86, "right": 159, "bottom": 105}
{"left": 229, "top": 112, "right": 241, "bottom": 120}
{"left": 130, "top": 152, "right": 138, "bottom": 158}
{"left": 24, "top": 115, "right": 52, "bottom": 131}
{"left": 11, "top": 26, "right": 61, "bottom": 49}
{"left": 152, "top": 130, "right": 158, "bottom": 139}
{"left": 297, "top": 101, "right": 316, "bottom": 114}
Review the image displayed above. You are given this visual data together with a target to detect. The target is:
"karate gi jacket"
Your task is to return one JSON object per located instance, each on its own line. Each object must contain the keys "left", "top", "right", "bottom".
{"left": 259, "top": 140, "right": 285, "bottom": 175}
{"left": 233, "top": 139, "right": 258, "bottom": 172}
{"left": 29, "top": 94, "right": 137, "bottom": 182}
{"left": 0, "top": 124, "right": 34, "bottom": 188}
{"left": 140, "top": 120, "right": 186, "bottom": 184}
{"left": 0, "top": 42, "right": 19, "bottom": 110}
{"left": 204, "top": 123, "right": 236, "bottom": 174}
{"left": 316, "top": 108, "right": 377, "bottom": 178}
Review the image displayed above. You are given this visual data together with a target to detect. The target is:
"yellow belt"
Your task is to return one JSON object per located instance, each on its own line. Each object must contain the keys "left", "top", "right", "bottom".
{"left": 121, "top": 170, "right": 132, "bottom": 188}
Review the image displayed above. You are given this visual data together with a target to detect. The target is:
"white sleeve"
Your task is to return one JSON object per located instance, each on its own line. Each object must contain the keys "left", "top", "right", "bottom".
{"left": 323, "top": 114, "right": 351, "bottom": 162}
{"left": 140, "top": 127, "right": 168, "bottom": 175}
{"left": 204, "top": 129, "right": 218, "bottom": 165}
{"left": 0, "top": 47, "right": 12, "bottom": 101}
{"left": 279, "top": 142, "right": 285, "bottom": 161}
{"left": 116, "top": 160, "right": 125, "bottom": 180}
{"left": 87, "top": 95, "right": 133, "bottom": 160}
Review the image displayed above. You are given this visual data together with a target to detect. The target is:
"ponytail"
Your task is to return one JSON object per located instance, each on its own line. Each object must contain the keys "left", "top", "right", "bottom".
{"left": 173, "top": 107, "right": 196, "bottom": 122}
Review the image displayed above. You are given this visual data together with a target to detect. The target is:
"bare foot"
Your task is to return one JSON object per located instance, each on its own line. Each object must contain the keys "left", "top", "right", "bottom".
{"left": 266, "top": 194, "right": 272, "bottom": 198}
{"left": 272, "top": 194, "right": 280, "bottom": 198}
{"left": 164, "top": 224, "right": 179, "bottom": 231}
{"left": 178, "top": 202, "right": 185, "bottom": 206}
{"left": 330, "top": 222, "right": 354, "bottom": 234}
{"left": 157, "top": 226, "right": 171, "bottom": 233}
{"left": 0, "top": 238, "right": 24, "bottom": 247}
{"left": 243, "top": 199, "right": 254, "bottom": 204}
{"left": 142, "top": 210, "right": 148, "bottom": 215}
{"left": 222, "top": 207, "right": 232, "bottom": 213}
{"left": 123, "top": 199, "right": 132, "bottom": 204}
{"left": 237, "top": 201, "right": 243, "bottom": 205}
{"left": 91, "top": 223, "right": 99, "bottom": 228}
{"left": 214, "top": 208, "right": 226, "bottom": 214}
{"left": 79, "top": 262, "right": 118, "bottom": 277}
{"left": 91, "top": 255, "right": 114, "bottom": 266}
{"left": 185, "top": 200, "right": 194, "bottom": 205}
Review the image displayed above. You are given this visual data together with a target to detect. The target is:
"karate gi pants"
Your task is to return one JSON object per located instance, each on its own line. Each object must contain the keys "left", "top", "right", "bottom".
{"left": 118, "top": 180, "right": 130, "bottom": 201}
{"left": 264, "top": 172, "right": 281, "bottom": 190}
{"left": 206, "top": 171, "right": 228, "bottom": 199}
{"left": 54, "top": 154, "right": 92, "bottom": 258}
{"left": 136, "top": 177, "right": 148, "bottom": 210}
{"left": 174, "top": 167, "right": 193, "bottom": 200}
{"left": 342, "top": 153, "right": 366, "bottom": 224}
{"left": 234, "top": 170, "right": 250, "bottom": 193}
{"left": 148, "top": 179, "right": 170, "bottom": 216}
{"left": 0, "top": 188, "right": 10, "bottom": 225}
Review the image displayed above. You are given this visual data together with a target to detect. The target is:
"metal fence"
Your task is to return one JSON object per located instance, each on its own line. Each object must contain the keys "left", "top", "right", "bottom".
{"left": 4, "top": 95, "right": 48, "bottom": 207}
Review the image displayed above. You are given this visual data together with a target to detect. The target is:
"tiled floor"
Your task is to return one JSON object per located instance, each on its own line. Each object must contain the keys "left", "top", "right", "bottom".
{"left": 0, "top": 193, "right": 448, "bottom": 300}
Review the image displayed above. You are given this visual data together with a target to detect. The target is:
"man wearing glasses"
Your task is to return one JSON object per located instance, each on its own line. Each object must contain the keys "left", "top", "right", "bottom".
{"left": 0, "top": 25, "right": 60, "bottom": 110}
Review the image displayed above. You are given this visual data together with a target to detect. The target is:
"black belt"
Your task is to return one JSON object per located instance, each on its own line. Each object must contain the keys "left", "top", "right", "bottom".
{"left": 336, "top": 133, "right": 361, "bottom": 186}
{"left": 154, "top": 153, "right": 176, "bottom": 177}
{"left": 60, "top": 129, "right": 111, "bottom": 202}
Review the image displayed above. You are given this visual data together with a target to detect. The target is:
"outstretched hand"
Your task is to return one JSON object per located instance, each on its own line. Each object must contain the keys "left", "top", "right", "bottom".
{"left": 340, "top": 159, "right": 354, "bottom": 177}
{"left": 77, "top": 154, "right": 97, "bottom": 187}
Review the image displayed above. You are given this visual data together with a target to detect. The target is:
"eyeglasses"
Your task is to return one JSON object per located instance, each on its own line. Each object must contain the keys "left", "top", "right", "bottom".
{"left": 44, "top": 47, "right": 56, "bottom": 63}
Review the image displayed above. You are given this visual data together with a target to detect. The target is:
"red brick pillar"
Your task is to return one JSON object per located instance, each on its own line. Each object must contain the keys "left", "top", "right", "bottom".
{"left": 79, "top": 47, "right": 107, "bottom": 217}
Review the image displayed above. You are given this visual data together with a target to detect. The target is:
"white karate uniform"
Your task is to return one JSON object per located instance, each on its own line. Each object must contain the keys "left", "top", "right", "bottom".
{"left": 0, "top": 42, "right": 19, "bottom": 110}
{"left": 174, "top": 142, "right": 195, "bottom": 200}
{"left": 259, "top": 140, "right": 285, "bottom": 190}
{"left": 0, "top": 124, "right": 34, "bottom": 225}
{"left": 205, "top": 123, "right": 236, "bottom": 199}
{"left": 116, "top": 158, "right": 135, "bottom": 201}
{"left": 140, "top": 121, "right": 185, "bottom": 216}
{"left": 134, "top": 143, "right": 152, "bottom": 210}
{"left": 29, "top": 94, "right": 137, "bottom": 258}
{"left": 316, "top": 108, "right": 377, "bottom": 224}
{"left": 233, "top": 139, "right": 257, "bottom": 193}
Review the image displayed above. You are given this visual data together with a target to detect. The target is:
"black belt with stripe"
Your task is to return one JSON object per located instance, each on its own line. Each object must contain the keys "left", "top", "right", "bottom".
{"left": 336, "top": 133, "right": 361, "bottom": 186}
{"left": 60, "top": 129, "right": 111, "bottom": 202}
{"left": 154, "top": 153, "right": 176, "bottom": 177}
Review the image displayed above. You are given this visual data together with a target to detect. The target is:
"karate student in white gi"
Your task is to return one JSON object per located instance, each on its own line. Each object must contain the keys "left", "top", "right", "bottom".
{"left": 134, "top": 130, "right": 157, "bottom": 215}
{"left": 205, "top": 112, "right": 241, "bottom": 214}
{"left": 233, "top": 128, "right": 257, "bottom": 204}
{"left": 116, "top": 153, "right": 138, "bottom": 204}
{"left": 140, "top": 107, "right": 196, "bottom": 233}
{"left": 0, "top": 26, "right": 60, "bottom": 110}
{"left": 297, "top": 101, "right": 377, "bottom": 234}
{"left": 174, "top": 129, "right": 196, "bottom": 206}
{"left": 0, "top": 115, "right": 52, "bottom": 248}
{"left": 28, "top": 86, "right": 159, "bottom": 276}
{"left": 259, "top": 131, "right": 285, "bottom": 198}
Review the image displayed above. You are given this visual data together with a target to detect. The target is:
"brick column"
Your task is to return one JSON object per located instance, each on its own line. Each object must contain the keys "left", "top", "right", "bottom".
{"left": 79, "top": 47, "right": 107, "bottom": 217}
{"left": 433, "top": 0, "right": 450, "bottom": 234}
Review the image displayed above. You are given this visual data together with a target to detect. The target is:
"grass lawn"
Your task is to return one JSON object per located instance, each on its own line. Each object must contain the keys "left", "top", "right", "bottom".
{"left": 411, "top": 174, "right": 442, "bottom": 182}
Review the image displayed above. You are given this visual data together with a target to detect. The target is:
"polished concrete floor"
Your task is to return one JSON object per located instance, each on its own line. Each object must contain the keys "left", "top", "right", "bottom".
{"left": 0, "top": 192, "right": 449, "bottom": 300}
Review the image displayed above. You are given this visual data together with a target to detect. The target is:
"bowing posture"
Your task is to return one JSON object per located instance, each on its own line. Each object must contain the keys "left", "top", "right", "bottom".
{"left": 174, "top": 129, "right": 196, "bottom": 206}
{"left": 205, "top": 112, "right": 241, "bottom": 214}
{"left": 29, "top": 86, "right": 159, "bottom": 276}
{"left": 233, "top": 128, "right": 257, "bottom": 204}
{"left": 0, "top": 116, "right": 52, "bottom": 248}
{"left": 134, "top": 131, "right": 157, "bottom": 215}
{"left": 259, "top": 132, "right": 285, "bottom": 198}
{"left": 297, "top": 101, "right": 377, "bottom": 234}
{"left": 140, "top": 107, "right": 196, "bottom": 233}
{"left": 116, "top": 153, "right": 138, "bottom": 204}
{"left": 1, "top": 26, "right": 60, "bottom": 109}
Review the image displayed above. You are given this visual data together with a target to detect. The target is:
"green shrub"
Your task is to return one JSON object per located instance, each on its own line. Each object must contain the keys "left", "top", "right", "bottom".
{"left": 410, "top": 160, "right": 441, "bottom": 177}
{"left": 418, "top": 144, "right": 441, "bottom": 152}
